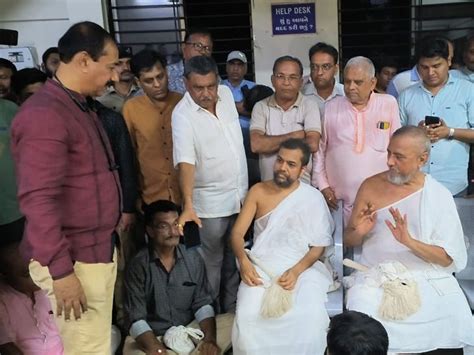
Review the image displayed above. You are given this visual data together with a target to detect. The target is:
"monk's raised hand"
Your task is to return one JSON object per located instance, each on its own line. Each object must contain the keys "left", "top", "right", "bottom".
{"left": 351, "top": 202, "right": 376, "bottom": 236}
{"left": 240, "top": 257, "right": 263, "bottom": 287}
{"left": 385, "top": 207, "right": 411, "bottom": 246}
{"left": 278, "top": 268, "right": 298, "bottom": 290}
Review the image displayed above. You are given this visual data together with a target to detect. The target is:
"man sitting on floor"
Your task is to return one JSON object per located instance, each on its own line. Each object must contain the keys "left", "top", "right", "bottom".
{"left": 123, "top": 200, "right": 232, "bottom": 355}
{"left": 344, "top": 126, "right": 474, "bottom": 354}
{"left": 231, "top": 138, "right": 334, "bottom": 355}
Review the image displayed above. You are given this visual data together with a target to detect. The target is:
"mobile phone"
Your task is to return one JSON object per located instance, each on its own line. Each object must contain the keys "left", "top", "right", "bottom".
{"left": 183, "top": 221, "right": 200, "bottom": 249}
{"left": 425, "top": 115, "right": 440, "bottom": 126}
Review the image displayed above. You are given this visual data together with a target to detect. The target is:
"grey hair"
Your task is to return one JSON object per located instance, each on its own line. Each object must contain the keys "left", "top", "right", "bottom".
{"left": 344, "top": 56, "right": 376, "bottom": 78}
{"left": 184, "top": 55, "right": 218, "bottom": 79}
{"left": 392, "top": 126, "right": 431, "bottom": 155}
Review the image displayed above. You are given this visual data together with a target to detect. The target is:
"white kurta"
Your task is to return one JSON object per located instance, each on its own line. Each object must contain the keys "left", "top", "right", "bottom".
{"left": 232, "top": 183, "right": 334, "bottom": 355}
{"left": 346, "top": 175, "right": 474, "bottom": 353}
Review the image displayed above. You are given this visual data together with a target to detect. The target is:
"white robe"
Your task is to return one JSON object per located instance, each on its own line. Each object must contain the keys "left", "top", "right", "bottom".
{"left": 346, "top": 175, "right": 474, "bottom": 353}
{"left": 232, "top": 183, "right": 334, "bottom": 355}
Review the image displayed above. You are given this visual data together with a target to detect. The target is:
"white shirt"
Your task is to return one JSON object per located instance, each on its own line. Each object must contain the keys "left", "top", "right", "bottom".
{"left": 172, "top": 85, "right": 248, "bottom": 218}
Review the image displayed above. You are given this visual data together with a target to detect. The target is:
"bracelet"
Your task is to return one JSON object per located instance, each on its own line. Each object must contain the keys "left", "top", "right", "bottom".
{"left": 448, "top": 127, "right": 455, "bottom": 140}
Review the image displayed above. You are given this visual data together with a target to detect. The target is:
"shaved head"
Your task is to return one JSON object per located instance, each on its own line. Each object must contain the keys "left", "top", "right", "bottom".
{"left": 391, "top": 126, "right": 431, "bottom": 156}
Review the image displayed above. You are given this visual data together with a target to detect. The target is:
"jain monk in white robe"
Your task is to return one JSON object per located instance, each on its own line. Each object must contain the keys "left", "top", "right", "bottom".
{"left": 232, "top": 183, "right": 334, "bottom": 355}
{"left": 346, "top": 175, "right": 474, "bottom": 353}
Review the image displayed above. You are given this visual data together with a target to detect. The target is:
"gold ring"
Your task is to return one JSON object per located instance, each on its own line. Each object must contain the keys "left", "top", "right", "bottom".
{"left": 177, "top": 223, "right": 184, "bottom": 228}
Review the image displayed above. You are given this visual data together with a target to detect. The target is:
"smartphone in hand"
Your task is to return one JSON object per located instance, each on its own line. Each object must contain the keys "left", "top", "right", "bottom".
{"left": 182, "top": 221, "right": 200, "bottom": 248}
{"left": 425, "top": 115, "right": 440, "bottom": 126}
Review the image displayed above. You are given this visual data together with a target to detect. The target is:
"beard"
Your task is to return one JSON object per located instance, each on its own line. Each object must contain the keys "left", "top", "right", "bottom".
{"left": 387, "top": 169, "right": 416, "bottom": 185}
{"left": 273, "top": 171, "right": 295, "bottom": 188}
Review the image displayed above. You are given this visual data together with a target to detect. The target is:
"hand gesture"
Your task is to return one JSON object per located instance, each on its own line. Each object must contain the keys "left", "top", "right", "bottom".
{"left": 239, "top": 257, "right": 263, "bottom": 286}
{"left": 278, "top": 268, "right": 299, "bottom": 290}
{"left": 177, "top": 206, "right": 202, "bottom": 236}
{"left": 198, "top": 340, "right": 220, "bottom": 355}
{"left": 321, "top": 187, "right": 338, "bottom": 210}
{"left": 52, "top": 273, "right": 87, "bottom": 321}
{"left": 350, "top": 202, "right": 376, "bottom": 237}
{"left": 385, "top": 207, "right": 412, "bottom": 246}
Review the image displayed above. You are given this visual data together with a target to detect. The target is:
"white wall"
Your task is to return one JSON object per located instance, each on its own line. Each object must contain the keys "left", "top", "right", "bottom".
{"left": 0, "top": 0, "right": 107, "bottom": 66}
{"left": 251, "top": 0, "right": 339, "bottom": 86}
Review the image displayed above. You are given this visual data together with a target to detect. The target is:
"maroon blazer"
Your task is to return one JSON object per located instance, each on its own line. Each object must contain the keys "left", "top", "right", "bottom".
{"left": 11, "top": 79, "right": 121, "bottom": 279}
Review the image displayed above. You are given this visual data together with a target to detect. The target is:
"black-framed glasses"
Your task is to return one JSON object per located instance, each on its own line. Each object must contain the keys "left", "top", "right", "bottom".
{"left": 310, "top": 63, "right": 334, "bottom": 72}
{"left": 185, "top": 42, "right": 212, "bottom": 54}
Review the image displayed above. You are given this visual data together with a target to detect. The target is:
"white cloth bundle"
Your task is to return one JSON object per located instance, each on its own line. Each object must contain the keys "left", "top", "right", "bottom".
{"left": 343, "top": 259, "right": 421, "bottom": 320}
{"left": 163, "top": 325, "right": 204, "bottom": 355}
{"left": 245, "top": 249, "right": 293, "bottom": 318}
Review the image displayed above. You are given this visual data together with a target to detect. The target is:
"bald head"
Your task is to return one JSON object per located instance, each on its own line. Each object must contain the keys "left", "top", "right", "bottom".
{"left": 391, "top": 126, "right": 431, "bottom": 156}
{"left": 344, "top": 56, "right": 375, "bottom": 79}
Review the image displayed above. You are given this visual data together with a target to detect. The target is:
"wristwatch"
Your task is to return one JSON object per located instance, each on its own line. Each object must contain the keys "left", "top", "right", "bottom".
{"left": 447, "top": 128, "right": 455, "bottom": 140}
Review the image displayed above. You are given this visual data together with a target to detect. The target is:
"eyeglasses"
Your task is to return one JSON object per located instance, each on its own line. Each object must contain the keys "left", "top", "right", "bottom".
{"left": 273, "top": 74, "right": 301, "bottom": 83}
{"left": 185, "top": 42, "right": 212, "bottom": 54}
{"left": 310, "top": 63, "right": 335, "bottom": 72}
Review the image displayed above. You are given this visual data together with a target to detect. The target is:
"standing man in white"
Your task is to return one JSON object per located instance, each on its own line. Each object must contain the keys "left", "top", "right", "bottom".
{"left": 172, "top": 56, "right": 248, "bottom": 313}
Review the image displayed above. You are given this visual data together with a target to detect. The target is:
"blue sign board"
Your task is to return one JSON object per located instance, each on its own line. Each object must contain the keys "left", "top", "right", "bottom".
{"left": 271, "top": 3, "right": 316, "bottom": 35}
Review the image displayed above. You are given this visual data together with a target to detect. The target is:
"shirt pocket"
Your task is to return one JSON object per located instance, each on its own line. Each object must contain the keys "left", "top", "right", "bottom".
{"left": 426, "top": 275, "right": 461, "bottom": 296}
{"left": 168, "top": 283, "right": 196, "bottom": 310}
{"left": 369, "top": 121, "right": 392, "bottom": 152}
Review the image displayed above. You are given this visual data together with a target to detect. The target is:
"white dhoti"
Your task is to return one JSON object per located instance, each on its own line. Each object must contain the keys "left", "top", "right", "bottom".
{"left": 232, "top": 183, "right": 334, "bottom": 355}
{"left": 346, "top": 175, "right": 474, "bottom": 353}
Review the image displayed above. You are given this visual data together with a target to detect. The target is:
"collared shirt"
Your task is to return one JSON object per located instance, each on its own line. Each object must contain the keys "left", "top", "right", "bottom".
{"left": 302, "top": 80, "right": 345, "bottom": 116}
{"left": 222, "top": 79, "right": 257, "bottom": 158}
{"left": 123, "top": 92, "right": 183, "bottom": 205}
{"left": 167, "top": 61, "right": 186, "bottom": 94}
{"left": 313, "top": 93, "right": 401, "bottom": 222}
{"left": 172, "top": 85, "right": 248, "bottom": 218}
{"left": 124, "top": 244, "right": 214, "bottom": 337}
{"left": 451, "top": 66, "right": 474, "bottom": 83}
{"left": 399, "top": 75, "right": 474, "bottom": 195}
{"left": 387, "top": 65, "right": 420, "bottom": 98}
{"left": 11, "top": 79, "right": 121, "bottom": 279}
{"left": 0, "top": 282, "right": 64, "bottom": 354}
{"left": 0, "top": 99, "right": 22, "bottom": 225}
{"left": 97, "top": 83, "right": 140, "bottom": 113}
{"left": 250, "top": 92, "right": 321, "bottom": 183}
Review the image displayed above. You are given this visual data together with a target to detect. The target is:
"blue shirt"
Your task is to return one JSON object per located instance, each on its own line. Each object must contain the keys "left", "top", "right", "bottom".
{"left": 387, "top": 66, "right": 420, "bottom": 99}
{"left": 222, "top": 79, "right": 256, "bottom": 158}
{"left": 167, "top": 61, "right": 186, "bottom": 94}
{"left": 399, "top": 75, "right": 474, "bottom": 194}
{"left": 451, "top": 67, "right": 474, "bottom": 83}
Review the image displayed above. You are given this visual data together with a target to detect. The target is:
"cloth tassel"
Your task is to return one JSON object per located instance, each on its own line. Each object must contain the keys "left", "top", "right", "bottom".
{"left": 343, "top": 258, "right": 421, "bottom": 321}
{"left": 379, "top": 279, "right": 421, "bottom": 321}
{"left": 245, "top": 249, "right": 293, "bottom": 318}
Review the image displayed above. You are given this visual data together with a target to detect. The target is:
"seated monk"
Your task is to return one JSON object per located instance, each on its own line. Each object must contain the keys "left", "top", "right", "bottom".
{"left": 344, "top": 126, "right": 474, "bottom": 354}
{"left": 231, "top": 138, "right": 334, "bottom": 355}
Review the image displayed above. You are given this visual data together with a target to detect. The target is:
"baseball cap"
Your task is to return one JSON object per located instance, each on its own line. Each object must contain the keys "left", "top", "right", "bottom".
{"left": 227, "top": 51, "right": 247, "bottom": 63}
